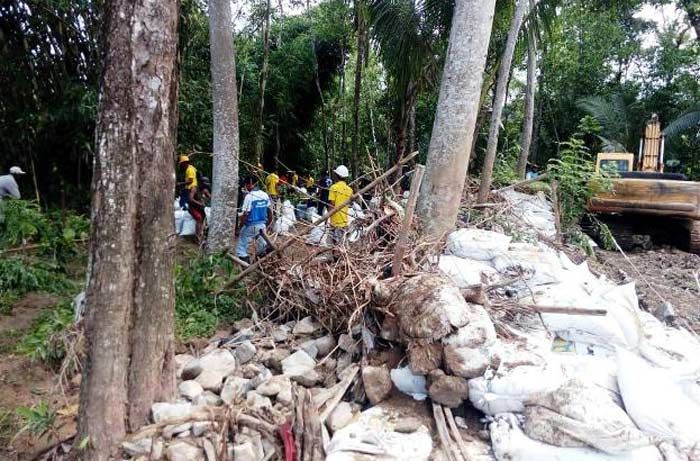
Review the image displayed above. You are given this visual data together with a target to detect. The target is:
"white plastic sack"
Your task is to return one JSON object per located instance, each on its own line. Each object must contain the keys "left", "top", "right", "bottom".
{"left": 438, "top": 255, "right": 500, "bottom": 288}
{"left": 616, "top": 348, "right": 700, "bottom": 447}
{"left": 325, "top": 406, "right": 432, "bottom": 461}
{"left": 273, "top": 200, "right": 297, "bottom": 233}
{"left": 491, "top": 242, "right": 565, "bottom": 286}
{"left": 469, "top": 364, "right": 566, "bottom": 415}
{"left": 499, "top": 189, "right": 557, "bottom": 239}
{"left": 490, "top": 414, "right": 663, "bottom": 461}
{"left": 523, "top": 379, "right": 653, "bottom": 454}
{"left": 636, "top": 311, "right": 700, "bottom": 375}
{"left": 446, "top": 229, "right": 511, "bottom": 261}
{"left": 307, "top": 223, "right": 331, "bottom": 246}
{"left": 390, "top": 367, "right": 427, "bottom": 401}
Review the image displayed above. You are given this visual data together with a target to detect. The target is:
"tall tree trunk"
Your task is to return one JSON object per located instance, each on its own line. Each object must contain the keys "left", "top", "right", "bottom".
{"left": 408, "top": 102, "right": 416, "bottom": 155}
{"left": 207, "top": 0, "right": 240, "bottom": 253}
{"left": 253, "top": 0, "right": 271, "bottom": 164}
{"left": 416, "top": 0, "right": 496, "bottom": 237}
{"left": 516, "top": 26, "right": 537, "bottom": 179}
{"left": 476, "top": 0, "right": 530, "bottom": 203}
{"left": 351, "top": 0, "right": 366, "bottom": 178}
{"left": 75, "top": 0, "right": 179, "bottom": 456}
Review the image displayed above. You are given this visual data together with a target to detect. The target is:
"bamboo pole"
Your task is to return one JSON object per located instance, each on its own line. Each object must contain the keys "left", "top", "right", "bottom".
{"left": 392, "top": 164, "right": 424, "bottom": 276}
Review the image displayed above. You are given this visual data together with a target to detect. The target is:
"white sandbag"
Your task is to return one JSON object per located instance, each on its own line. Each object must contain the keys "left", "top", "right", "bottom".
{"left": 490, "top": 414, "right": 663, "bottom": 461}
{"left": 273, "top": 200, "right": 297, "bottom": 233}
{"left": 446, "top": 229, "right": 511, "bottom": 261}
{"left": 636, "top": 311, "right": 700, "bottom": 375}
{"left": 390, "top": 366, "right": 427, "bottom": 401}
{"left": 325, "top": 406, "right": 432, "bottom": 461}
{"left": 499, "top": 189, "right": 557, "bottom": 239}
{"left": 438, "top": 255, "right": 500, "bottom": 287}
{"left": 469, "top": 363, "right": 566, "bottom": 415}
{"left": 179, "top": 212, "right": 196, "bottom": 236}
{"left": 536, "top": 283, "right": 641, "bottom": 351}
{"left": 492, "top": 242, "right": 565, "bottom": 286}
{"left": 616, "top": 348, "right": 700, "bottom": 446}
{"left": 307, "top": 223, "right": 331, "bottom": 246}
{"left": 523, "top": 379, "right": 653, "bottom": 454}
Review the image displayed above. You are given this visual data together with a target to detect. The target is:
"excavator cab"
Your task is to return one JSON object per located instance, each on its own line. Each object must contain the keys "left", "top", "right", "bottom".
{"left": 588, "top": 114, "right": 700, "bottom": 253}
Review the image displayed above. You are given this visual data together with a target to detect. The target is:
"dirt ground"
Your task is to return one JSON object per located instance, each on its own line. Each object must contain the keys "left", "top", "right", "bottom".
{"left": 0, "top": 294, "right": 79, "bottom": 461}
{"left": 588, "top": 246, "right": 700, "bottom": 333}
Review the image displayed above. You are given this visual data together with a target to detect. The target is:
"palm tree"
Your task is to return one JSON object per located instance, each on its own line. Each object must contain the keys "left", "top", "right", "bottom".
{"left": 576, "top": 93, "right": 635, "bottom": 152}
{"left": 663, "top": 104, "right": 700, "bottom": 138}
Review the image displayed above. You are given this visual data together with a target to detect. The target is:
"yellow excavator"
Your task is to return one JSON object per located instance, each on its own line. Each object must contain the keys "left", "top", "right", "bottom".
{"left": 588, "top": 114, "right": 700, "bottom": 253}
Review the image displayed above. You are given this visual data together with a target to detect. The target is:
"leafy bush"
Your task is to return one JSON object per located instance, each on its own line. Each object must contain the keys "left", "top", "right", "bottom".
{"left": 492, "top": 148, "right": 520, "bottom": 187}
{"left": 0, "top": 200, "right": 50, "bottom": 248}
{"left": 0, "top": 258, "right": 75, "bottom": 314}
{"left": 0, "top": 200, "right": 90, "bottom": 261}
{"left": 15, "top": 401, "right": 59, "bottom": 440}
{"left": 175, "top": 253, "right": 249, "bottom": 339}
{"left": 547, "top": 136, "right": 612, "bottom": 235}
{"left": 16, "top": 302, "right": 74, "bottom": 365}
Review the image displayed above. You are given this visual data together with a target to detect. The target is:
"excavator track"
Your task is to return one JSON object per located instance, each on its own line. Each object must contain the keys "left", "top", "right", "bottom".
{"left": 687, "top": 220, "right": 700, "bottom": 254}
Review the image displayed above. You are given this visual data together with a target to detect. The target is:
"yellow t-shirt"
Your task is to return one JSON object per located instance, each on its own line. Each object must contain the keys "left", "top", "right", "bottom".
{"left": 292, "top": 174, "right": 299, "bottom": 187}
{"left": 185, "top": 165, "right": 198, "bottom": 190}
{"left": 265, "top": 173, "right": 279, "bottom": 196}
{"left": 305, "top": 176, "right": 315, "bottom": 188}
{"left": 328, "top": 180, "right": 353, "bottom": 228}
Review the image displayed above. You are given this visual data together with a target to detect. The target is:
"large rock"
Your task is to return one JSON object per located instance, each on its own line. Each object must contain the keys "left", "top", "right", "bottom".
{"left": 234, "top": 341, "right": 257, "bottom": 365}
{"left": 281, "top": 350, "right": 316, "bottom": 377}
{"left": 165, "top": 441, "right": 204, "bottom": 461}
{"left": 152, "top": 402, "right": 196, "bottom": 423}
{"left": 221, "top": 376, "right": 251, "bottom": 404}
{"left": 193, "top": 390, "right": 222, "bottom": 407}
{"left": 271, "top": 326, "right": 290, "bottom": 343}
{"left": 293, "top": 316, "right": 321, "bottom": 335}
{"left": 442, "top": 304, "right": 497, "bottom": 348}
{"left": 362, "top": 365, "right": 392, "bottom": 405}
{"left": 428, "top": 374, "right": 469, "bottom": 408}
{"left": 315, "top": 335, "right": 337, "bottom": 357}
{"left": 122, "top": 438, "right": 163, "bottom": 458}
{"left": 299, "top": 339, "right": 319, "bottom": 359}
{"left": 195, "top": 370, "right": 226, "bottom": 393}
{"left": 408, "top": 342, "right": 443, "bottom": 375}
{"left": 256, "top": 375, "right": 291, "bottom": 397}
{"left": 392, "top": 274, "right": 471, "bottom": 341}
{"left": 327, "top": 401, "right": 354, "bottom": 432}
{"left": 178, "top": 380, "right": 204, "bottom": 400}
{"left": 246, "top": 391, "right": 272, "bottom": 409}
{"left": 444, "top": 345, "right": 492, "bottom": 379}
{"left": 182, "top": 348, "right": 236, "bottom": 380}
{"left": 261, "top": 348, "right": 291, "bottom": 372}
{"left": 338, "top": 333, "right": 357, "bottom": 353}
{"left": 291, "top": 369, "right": 321, "bottom": 387}
{"left": 174, "top": 354, "right": 194, "bottom": 379}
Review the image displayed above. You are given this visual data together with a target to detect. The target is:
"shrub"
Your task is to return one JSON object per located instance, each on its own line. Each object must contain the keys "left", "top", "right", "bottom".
{"left": 175, "top": 253, "right": 249, "bottom": 339}
{"left": 16, "top": 302, "right": 74, "bottom": 365}
{"left": 0, "top": 258, "right": 75, "bottom": 314}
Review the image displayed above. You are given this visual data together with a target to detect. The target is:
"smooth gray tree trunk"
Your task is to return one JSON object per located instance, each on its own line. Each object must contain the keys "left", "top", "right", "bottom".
{"left": 517, "top": 26, "right": 537, "bottom": 179}
{"left": 253, "top": 0, "right": 271, "bottom": 164}
{"left": 207, "top": 0, "right": 240, "bottom": 253}
{"left": 477, "top": 0, "right": 530, "bottom": 203}
{"left": 416, "top": 0, "right": 497, "bottom": 238}
{"left": 75, "top": 0, "right": 179, "bottom": 457}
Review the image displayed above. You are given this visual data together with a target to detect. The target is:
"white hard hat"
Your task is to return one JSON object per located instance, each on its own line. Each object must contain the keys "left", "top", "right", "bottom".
{"left": 334, "top": 165, "right": 349, "bottom": 178}
{"left": 9, "top": 166, "right": 26, "bottom": 175}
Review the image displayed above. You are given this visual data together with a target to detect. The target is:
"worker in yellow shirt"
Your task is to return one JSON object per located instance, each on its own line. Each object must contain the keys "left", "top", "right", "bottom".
{"left": 265, "top": 168, "right": 280, "bottom": 199}
{"left": 291, "top": 171, "right": 299, "bottom": 187}
{"left": 328, "top": 165, "right": 353, "bottom": 244}
{"left": 178, "top": 155, "right": 205, "bottom": 242}
{"left": 304, "top": 172, "right": 315, "bottom": 190}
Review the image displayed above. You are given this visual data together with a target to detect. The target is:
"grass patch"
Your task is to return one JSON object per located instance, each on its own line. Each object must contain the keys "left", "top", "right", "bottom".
{"left": 0, "top": 258, "right": 76, "bottom": 314}
{"left": 16, "top": 302, "right": 74, "bottom": 366}
{"left": 175, "top": 253, "right": 252, "bottom": 340}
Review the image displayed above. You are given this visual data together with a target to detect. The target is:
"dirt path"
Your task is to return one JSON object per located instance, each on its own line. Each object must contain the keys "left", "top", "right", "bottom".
{"left": 589, "top": 247, "right": 700, "bottom": 332}
{"left": 0, "top": 294, "right": 78, "bottom": 461}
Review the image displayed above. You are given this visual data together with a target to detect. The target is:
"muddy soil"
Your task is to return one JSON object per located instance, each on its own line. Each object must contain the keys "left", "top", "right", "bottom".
{"left": 589, "top": 247, "right": 700, "bottom": 332}
{"left": 0, "top": 294, "right": 78, "bottom": 461}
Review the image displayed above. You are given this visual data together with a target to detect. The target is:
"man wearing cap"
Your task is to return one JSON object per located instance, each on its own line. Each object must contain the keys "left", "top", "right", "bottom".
{"left": 178, "top": 155, "right": 205, "bottom": 242}
{"left": 328, "top": 165, "right": 353, "bottom": 244}
{"left": 0, "top": 166, "right": 26, "bottom": 200}
{"left": 236, "top": 176, "right": 272, "bottom": 263}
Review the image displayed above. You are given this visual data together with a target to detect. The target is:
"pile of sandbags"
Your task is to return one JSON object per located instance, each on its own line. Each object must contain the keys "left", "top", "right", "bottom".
{"left": 439, "top": 226, "right": 700, "bottom": 460}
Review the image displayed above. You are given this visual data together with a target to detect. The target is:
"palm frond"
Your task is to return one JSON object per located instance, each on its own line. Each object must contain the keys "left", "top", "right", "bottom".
{"left": 576, "top": 93, "right": 631, "bottom": 150}
{"left": 663, "top": 104, "right": 700, "bottom": 138}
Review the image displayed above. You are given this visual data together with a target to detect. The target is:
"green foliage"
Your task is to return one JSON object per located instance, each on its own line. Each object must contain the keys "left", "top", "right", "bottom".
{"left": 0, "top": 201, "right": 50, "bottom": 248}
{"left": 0, "top": 409, "right": 15, "bottom": 446}
{"left": 0, "top": 258, "right": 75, "bottom": 314}
{"left": 175, "top": 253, "right": 250, "bottom": 339}
{"left": 546, "top": 136, "right": 611, "bottom": 235}
{"left": 16, "top": 302, "right": 74, "bottom": 365}
{"left": 0, "top": 200, "right": 90, "bottom": 262}
{"left": 492, "top": 149, "right": 520, "bottom": 187}
{"left": 15, "top": 401, "right": 59, "bottom": 440}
